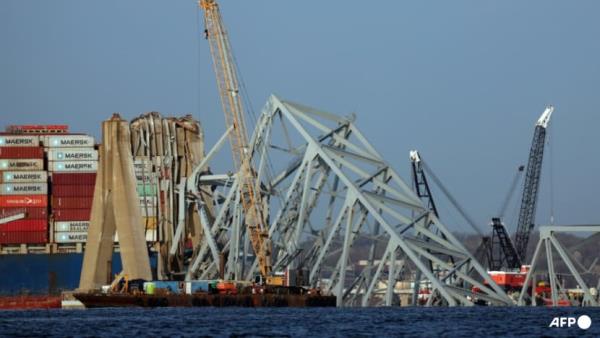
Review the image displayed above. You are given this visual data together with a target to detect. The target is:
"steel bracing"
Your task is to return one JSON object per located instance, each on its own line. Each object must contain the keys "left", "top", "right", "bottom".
{"left": 180, "top": 95, "right": 513, "bottom": 306}
{"left": 518, "top": 225, "right": 600, "bottom": 307}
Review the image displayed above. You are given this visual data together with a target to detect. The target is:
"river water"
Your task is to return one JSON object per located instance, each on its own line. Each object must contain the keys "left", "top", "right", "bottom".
{"left": 0, "top": 306, "right": 599, "bottom": 337}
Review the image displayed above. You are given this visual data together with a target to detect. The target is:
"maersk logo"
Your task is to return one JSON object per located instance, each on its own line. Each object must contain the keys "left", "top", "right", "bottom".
{"left": 1, "top": 161, "right": 37, "bottom": 169}
{"left": 52, "top": 139, "right": 90, "bottom": 146}
{"left": 57, "top": 163, "right": 94, "bottom": 170}
{"left": 8, "top": 173, "right": 42, "bottom": 181}
{"left": 56, "top": 151, "right": 94, "bottom": 160}
{"left": 0, "top": 138, "right": 34, "bottom": 145}
{"left": 3, "top": 185, "right": 43, "bottom": 193}
{"left": 549, "top": 315, "right": 592, "bottom": 330}
{"left": 58, "top": 233, "right": 87, "bottom": 241}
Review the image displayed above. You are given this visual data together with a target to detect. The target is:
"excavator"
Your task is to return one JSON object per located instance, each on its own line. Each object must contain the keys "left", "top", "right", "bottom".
{"left": 198, "top": 0, "right": 273, "bottom": 282}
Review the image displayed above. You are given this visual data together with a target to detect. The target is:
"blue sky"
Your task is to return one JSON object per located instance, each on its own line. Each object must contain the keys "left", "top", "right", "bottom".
{"left": 1, "top": 1, "right": 598, "bottom": 230}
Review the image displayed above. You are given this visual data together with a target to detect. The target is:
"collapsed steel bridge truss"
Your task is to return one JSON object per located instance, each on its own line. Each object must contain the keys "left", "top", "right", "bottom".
{"left": 180, "top": 95, "right": 512, "bottom": 306}
{"left": 518, "top": 225, "right": 600, "bottom": 307}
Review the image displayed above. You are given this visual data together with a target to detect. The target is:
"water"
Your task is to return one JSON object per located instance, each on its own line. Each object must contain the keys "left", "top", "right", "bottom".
{"left": 0, "top": 307, "right": 599, "bottom": 337}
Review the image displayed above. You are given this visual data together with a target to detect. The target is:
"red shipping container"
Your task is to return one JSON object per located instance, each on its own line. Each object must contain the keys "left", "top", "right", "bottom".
{"left": 0, "top": 220, "right": 47, "bottom": 232}
{"left": 6, "top": 125, "right": 69, "bottom": 134}
{"left": 0, "top": 147, "right": 44, "bottom": 159}
{"left": 51, "top": 185, "right": 94, "bottom": 197}
{"left": 51, "top": 173, "right": 97, "bottom": 185}
{"left": 0, "top": 195, "right": 48, "bottom": 207}
{"left": 0, "top": 207, "right": 47, "bottom": 219}
{"left": 52, "top": 208, "right": 91, "bottom": 221}
{"left": 51, "top": 197, "right": 93, "bottom": 209}
{"left": 0, "top": 231, "right": 47, "bottom": 244}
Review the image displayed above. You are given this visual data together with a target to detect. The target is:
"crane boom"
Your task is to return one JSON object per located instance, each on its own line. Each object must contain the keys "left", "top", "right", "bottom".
{"left": 410, "top": 150, "right": 439, "bottom": 218}
{"left": 514, "top": 105, "right": 553, "bottom": 261}
{"left": 199, "top": 0, "right": 272, "bottom": 277}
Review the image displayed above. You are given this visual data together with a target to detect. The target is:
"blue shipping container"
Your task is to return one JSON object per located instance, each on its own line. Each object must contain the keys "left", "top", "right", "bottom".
{"left": 185, "top": 280, "right": 211, "bottom": 294}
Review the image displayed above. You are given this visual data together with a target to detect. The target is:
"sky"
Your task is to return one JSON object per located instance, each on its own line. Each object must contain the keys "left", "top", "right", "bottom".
{"left": 1, "top": 1, "right": 599, "bottom": 231}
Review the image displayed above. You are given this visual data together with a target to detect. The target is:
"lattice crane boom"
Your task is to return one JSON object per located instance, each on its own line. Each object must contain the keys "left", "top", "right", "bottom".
{"left": 199, "top": 0, "right": 272, "bottom": 277}
{"left": 514, "top": 105, "right": 553, "bottom": 261}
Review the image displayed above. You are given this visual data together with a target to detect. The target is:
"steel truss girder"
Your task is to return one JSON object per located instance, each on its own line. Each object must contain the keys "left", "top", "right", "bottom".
{"left": 518, "top": 225, "right": 600, "bottom": 307}
{"left": 185, "top": 95, "right": 512, "bottom": 307}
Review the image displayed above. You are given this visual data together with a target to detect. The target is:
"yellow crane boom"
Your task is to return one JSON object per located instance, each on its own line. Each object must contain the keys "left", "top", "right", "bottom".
{"left": 199, "top": 0, "right": 272, "bottom": 277}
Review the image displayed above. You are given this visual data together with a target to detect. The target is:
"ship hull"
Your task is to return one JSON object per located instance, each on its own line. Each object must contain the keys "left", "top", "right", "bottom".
{"left": 0, "top": 253, "right": 124, "bottom": 296}
{"left": 74, "top": 293, "right": 336, "bottom": 308}
{"left": 0, "top": 295, "right": 61, "bottom": 310}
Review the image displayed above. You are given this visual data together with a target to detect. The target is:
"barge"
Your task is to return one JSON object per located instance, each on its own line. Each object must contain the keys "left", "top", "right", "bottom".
{"left": 74, "top": 292, "right": 336, "bottom": 308}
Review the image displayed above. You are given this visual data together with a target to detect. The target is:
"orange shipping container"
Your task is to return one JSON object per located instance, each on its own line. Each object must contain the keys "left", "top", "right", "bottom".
{"left": 0, "top": 195, "right": 48, "bottom": 207}
{"left": 0, "top": 207, "right": 48, "bottom": 219}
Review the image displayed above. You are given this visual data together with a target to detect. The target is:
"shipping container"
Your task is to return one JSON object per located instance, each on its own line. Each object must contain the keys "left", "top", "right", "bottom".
{"left": 185, "top": 280, "right": 210, "bottom": 294}
{"left": 135, "top": 173, "right": 155, "bottom": 183}
{"left": 0, "top": 207, "right": 47, "bottom": 220}
{"left": 51, "top": 196, "right": 93, "bottom": 209}
{"left": 47, "top": 148, "right": 98, "bottom": 161}
{"left": 133, "top": 158, "right": 153, "bottom": 170}
{"left": 52, "top": 208, "right": 91, "bottom": 221}
{"left": 0, "top": 231, "right": 47, "bottom": 244}
{"left": 0, "top": 147, "right": 44, "bottom": 159}
{"left": 0, "top": 220, "right": 47, "bottom": 232}
{"left": 51, "top": 184, "right": 94, "bottom": 197}
{"left": 0, "top": 195, "right": 48, "bottom": 207}
{"left": 6, "top": 125, "right": 68, "bottom": 134}
{"left": 0, "top": 183, "right": 47, "bottom": 195}
{"left": 142, "top": 217, "right": 157, "bottom": 230}
{"left": 0, "top": 171, "right": 47, "bottom": 184}
{"left": 140, "top": 208, "right": 156, "bottom": 217}
{"left": 43, "top": 135, "right": 95, "bottom": 148}
{"left": 151, "top": 281, "right": 182, "bottom": 293}
{"left": 0, "top": 159, "right": 44, "bottom": 171}
{"left": 49, "top": 161, "right": 97, "bottom": 172}
{"left": 134, "top": 163, "right": 155, "bottom": 177}
{"left": 0, "top": 136, "right": 40, "bottom": 147}
{"left": 137, "top": 184, "right": 158, "bottom": 196}
{"left": 139, "top": 196, "right": 157, "bottom": 208}
{"left": 50, "top": 173, "right": 96, "bottom": 185}
{"left": 54, "top": 232, "right": 87, "bottom": 244}
{"left": 53, "top": 221, "right": 89, "bottom": 232}
{"left": 114, "top": 229, "right": 156, "bottom": 243}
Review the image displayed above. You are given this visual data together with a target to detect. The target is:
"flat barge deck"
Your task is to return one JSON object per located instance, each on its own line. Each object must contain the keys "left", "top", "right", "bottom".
{"left": 74, "top": 293, "right": 336, "bottom": 308}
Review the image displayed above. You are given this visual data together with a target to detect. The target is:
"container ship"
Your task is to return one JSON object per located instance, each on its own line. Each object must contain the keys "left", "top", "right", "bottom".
{"left": 0, "top": 125, "right": 158, "bottom": 309}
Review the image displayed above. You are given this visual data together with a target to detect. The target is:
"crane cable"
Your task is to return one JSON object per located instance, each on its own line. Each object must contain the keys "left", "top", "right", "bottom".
{"left": 228, "top": 23, "right": 283, "bottom": 213}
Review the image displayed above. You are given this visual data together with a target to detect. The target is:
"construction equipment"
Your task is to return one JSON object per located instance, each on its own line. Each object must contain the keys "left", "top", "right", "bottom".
{"left": 199, "top": 0, "right": 272, "bottom": 278}
{"left": 488, "top": 106, "right": 553, "bottom": 271}
{"left": 487, "top": 166, "right": 524, "bottom": 270}
{"left": 410, "top": 151, "right": 439, "bottom": 218}
{"left": 513, "top": 106, "right": 553, "bottom": 262}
